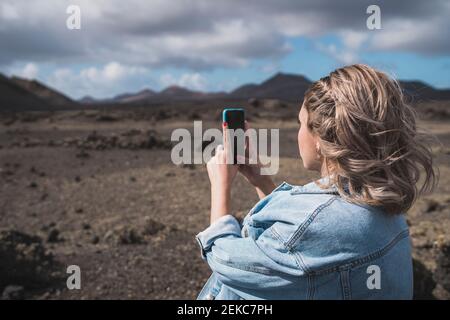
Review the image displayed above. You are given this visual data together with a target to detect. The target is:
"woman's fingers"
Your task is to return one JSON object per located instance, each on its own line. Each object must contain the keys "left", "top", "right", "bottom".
{"left": 215, "top": 144, "right": 226, "bottom": 164}
{"left": 208, "top": 144, "right": 223, "bottom": 166}
{"left": 222, "top": 122, "right": 229, "bottom": 162}
{"left": 236, "top": 154, "right": 246, "bottom": 164}
{"left": 243, "top": 120, "right": 258, "bottom": 162}
{"left": 223, "top": 122, "right": 236, "bottom": 164}
{"left": 222, "top": 122, "right": 228, "bottom": 148}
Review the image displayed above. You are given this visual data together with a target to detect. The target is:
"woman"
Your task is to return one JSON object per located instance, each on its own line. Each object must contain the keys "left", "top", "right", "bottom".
{"left": 195, "top": 64, "right": 437, "bottom": 300}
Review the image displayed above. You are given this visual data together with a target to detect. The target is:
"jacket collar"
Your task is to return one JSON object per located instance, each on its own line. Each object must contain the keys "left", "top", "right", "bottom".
{"left": 290, "top": 176, "right": 340, "bottom": 195}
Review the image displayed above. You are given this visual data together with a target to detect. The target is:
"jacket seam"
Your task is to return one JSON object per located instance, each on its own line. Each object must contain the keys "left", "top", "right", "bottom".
{"left": 271, "top": 227, "right": 309, "bottom": 273}
{"left": 285, "top": 196, "right": 338, "bottom": 249}
{"left": 250, "top": 220, "right": 276, "bottom": 228}
{"left": 309, "top": 229, "right": 410, "bottom": 276}
{"left": 269, "top": 226, "right": 284, "bottom": 244}
{"left": 209, "top": 232, "right": 302, "bottom": 277}
{"left": 339, "top": 269, "right": 352, "bottom": 300}
{"left": 292, "top": 251, "right": 310, "bottom": 273}
{"left": 307, "top": 274, "right": 315, "bottom": 300}
{"left": 211, "top": 254, "right": 294, "bottom": 277}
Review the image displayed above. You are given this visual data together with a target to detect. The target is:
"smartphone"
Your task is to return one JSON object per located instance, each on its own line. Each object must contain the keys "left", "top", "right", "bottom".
{"left": 222, "top": 108, "right": 245, "bottom": 164}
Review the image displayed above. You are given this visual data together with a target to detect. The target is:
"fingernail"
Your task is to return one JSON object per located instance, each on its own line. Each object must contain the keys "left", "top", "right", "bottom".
{"left": 236, "top": 155, "right": 246, "bottom": 163}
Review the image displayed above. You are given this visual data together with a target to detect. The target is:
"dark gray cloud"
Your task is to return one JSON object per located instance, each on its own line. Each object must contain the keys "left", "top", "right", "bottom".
{"left": 0, "top": 0, "right": 449, "bottom": 69}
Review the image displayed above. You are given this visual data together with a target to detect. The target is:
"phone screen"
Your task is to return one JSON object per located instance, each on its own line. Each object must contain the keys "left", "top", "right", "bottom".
{"left": 223, "top": 108, "right": 245, "bottom": 164}
{"left": 224, "top": 109, "right": 245, "bottom": 130}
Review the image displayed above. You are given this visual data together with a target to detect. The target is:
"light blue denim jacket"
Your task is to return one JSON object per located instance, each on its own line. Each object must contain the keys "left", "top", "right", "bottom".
{"left": 195, "top": 178, "right": 413, "bottom": 300}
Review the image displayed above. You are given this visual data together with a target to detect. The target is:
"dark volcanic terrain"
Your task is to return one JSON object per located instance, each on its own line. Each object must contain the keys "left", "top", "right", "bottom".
{"left": 0, "top": 99, "right": 449, "bottom": 299}
{"left": 1, "top": 72, "right": 450, "bottom": 299}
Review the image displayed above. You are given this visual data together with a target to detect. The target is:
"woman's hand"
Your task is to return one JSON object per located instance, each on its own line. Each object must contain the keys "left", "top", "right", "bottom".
{"left": 206, "top": 123, "right": 239, "bottom": 224}
{"left": 238, "top": 162, "right": 276, "bottom": 199}
{"left": 237, "top": 121, "right": 276, "bottom": 199}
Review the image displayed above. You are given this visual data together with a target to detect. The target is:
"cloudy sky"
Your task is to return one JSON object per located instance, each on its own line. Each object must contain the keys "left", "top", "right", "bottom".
{"left": 1, "top": 0, "right": 450, "bottom": 99}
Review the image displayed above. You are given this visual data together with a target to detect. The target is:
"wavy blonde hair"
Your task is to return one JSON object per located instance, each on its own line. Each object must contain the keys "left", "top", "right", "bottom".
{"left": 303, "top": 64, "right": 437, "bottom": 214}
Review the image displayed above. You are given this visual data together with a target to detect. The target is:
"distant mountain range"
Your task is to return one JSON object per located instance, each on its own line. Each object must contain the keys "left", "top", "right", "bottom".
{"left": 78, "top": 72, "right": 450, "bottom": 105}
{"left": 1, "top": 72, "right": 450, "bottom": 111}
{"left": 79, "top": 85, "right": 228, "bottom": 105}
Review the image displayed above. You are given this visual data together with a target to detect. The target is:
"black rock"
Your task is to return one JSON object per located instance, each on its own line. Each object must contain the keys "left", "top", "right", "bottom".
{"left": 142, "top": 218, "right": 166, "bottom": 236}
{"left": 28, "top": 181, "right": 38, "bottom": 188}
{"left": 2, "top": 285, "right": 24, "bottom": 300}
{"left": 75, "top": 149, "right": 90, "bottom": 159}
{"left": 91, "top": 235, "right": 100, "bottom": 244}
{"left": 118, "top": 228, "right": 144, "bottom": 245}
{"left": 413, "top": 258, "right": 436, "bottom": 299}
{"left": 0, "top": 229, "right": 61, "bottom": 290}
{"left": 434, "top": 241, "right": 450, "bottom": 293}
{"left": 47, "top": 228, "right": 62, "bottom": 243}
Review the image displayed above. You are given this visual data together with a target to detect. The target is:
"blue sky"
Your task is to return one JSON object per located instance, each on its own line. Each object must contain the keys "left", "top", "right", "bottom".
{"left": 1, "top": 0, "right": 450, "bottom": 99}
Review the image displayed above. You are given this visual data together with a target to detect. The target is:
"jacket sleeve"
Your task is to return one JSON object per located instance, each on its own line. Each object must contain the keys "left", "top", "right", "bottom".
{"left": 195, "top": 215, "right": 307, "bottom": 299}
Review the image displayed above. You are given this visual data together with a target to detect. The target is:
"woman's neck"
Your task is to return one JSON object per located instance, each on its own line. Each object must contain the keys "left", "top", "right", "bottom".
{"left": 320, "top": 160, "right": 332, "bottom": 178}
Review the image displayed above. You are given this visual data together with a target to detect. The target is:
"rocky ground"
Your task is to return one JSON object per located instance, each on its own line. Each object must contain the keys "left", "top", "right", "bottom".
{"left": 0, "top": 100, "right": 449, "bottom": 299}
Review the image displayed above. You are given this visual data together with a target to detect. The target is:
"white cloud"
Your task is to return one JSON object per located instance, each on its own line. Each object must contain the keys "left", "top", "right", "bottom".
{"left": 260, "top": 62, "right": 281, "bottom": 74}
{"left": 318, "top": 42, "right": 360, "bottom": 66}
{"left": 5, "top": 62, "right": 39, "bottom": 79}
{"left": 369, "top": 16, "right": 450, "bottom": 55}
{"left": 340, "top": 31, "right": 368, "bottom": 50}
{"left": 317, "top": 31, "right": 368, "bottom": 65}
{"left": 47, "top": 62, "right": 148, "bottom": 98}
{"left": 160, "top": 73, "right": 207, "bottom": 91}
{"left": 0, "top": 2, "right": 19, "bottom": 20}
{"left": 17, "top": 62, "right": 39, "bottom": 79}
{"left": 79, "top": 62, "right": 147, "bottom": 83}
{"left": 103, "top": 62, "right": 126, "bottom": 81}
{"left": 0, "top": 0, "right": 290, "bottom": 69}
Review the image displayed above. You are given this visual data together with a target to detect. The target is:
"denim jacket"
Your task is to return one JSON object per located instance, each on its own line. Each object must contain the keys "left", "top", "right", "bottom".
{"left": 195, "top": 178, "right": 413, "bottom": 300}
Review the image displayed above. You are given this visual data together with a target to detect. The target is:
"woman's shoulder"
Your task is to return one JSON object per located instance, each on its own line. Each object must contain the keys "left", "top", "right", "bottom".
{"left": 249, "top": 179, "right": 343, "bottom": 224}
{"left": 249, "top": 178, "right": 408, "bottom": 247}
{"left": 263, "top": 178, "right": 403, "bottom": 220}
{"left": 247, "top": 179, "right": 410, "bottom": 273}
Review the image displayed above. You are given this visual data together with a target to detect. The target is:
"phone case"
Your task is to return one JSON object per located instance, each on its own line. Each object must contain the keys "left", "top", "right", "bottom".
{"left": 222, "top": 108, "right": 245, "bottom": 127}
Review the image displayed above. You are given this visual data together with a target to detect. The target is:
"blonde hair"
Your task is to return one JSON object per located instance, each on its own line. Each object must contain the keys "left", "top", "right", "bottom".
{"left": 303, "top": 64, "right": 437, "bottom": 214}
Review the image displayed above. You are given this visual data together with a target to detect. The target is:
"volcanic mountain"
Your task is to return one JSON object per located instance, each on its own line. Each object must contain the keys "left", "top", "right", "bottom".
{"left": 0, "top": 74, "right": 49, "bottom": 111}
{"left": 10, "top": 76, "right": 76, "bottom": 108}
{"left": 0, "top": 74, "right": 78, "bottom": 111}
{"left": 229, "top": 72, "right": 312, "bottom": 102}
